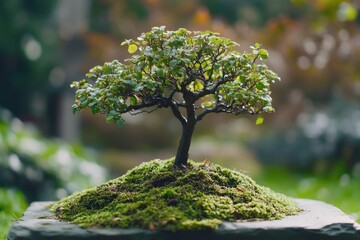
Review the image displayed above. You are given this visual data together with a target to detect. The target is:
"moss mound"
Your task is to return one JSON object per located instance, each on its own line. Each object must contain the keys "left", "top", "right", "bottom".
{"left": 50, "top": 159, "right": 301, "bottom": 231}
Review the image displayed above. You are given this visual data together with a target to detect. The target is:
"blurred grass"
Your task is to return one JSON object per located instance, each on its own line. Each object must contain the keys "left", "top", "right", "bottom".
{"left": 255, "top": 166, "right": 360, "bottom": 223}
{"left": 0, "top": 188, "right": 27, "bottom": 240}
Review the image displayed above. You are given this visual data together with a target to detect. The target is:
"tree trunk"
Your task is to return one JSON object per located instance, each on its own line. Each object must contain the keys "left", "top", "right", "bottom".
{"left": 174, "top": 121, "right": 196, "bottom": 168}
{"left": 174, "top": 91, "right": 196, "bottom": 168}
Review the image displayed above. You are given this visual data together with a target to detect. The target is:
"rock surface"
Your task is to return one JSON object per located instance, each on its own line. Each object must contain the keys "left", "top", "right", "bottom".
{"left": 8, "top": 199, "right": 360, "bottom": 240}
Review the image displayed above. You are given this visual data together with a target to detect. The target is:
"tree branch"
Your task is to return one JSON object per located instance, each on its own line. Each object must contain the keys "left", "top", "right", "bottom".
{"left": 196, "top": 103, "right": 226, "bottom": 121}
{"left": 170, "top": 100, "right": 187, "bottom": 125}
{"left": 123, "top": 99, "right": 162, "bottom": 113}
{"left": 128, "top": 106, "right": 160, "bottom": 115}
{"left": 196, "top": 102, "right": 254, "bottom": 122}
{"left": 194, "top": 74, "right": 233, "bottom": 100}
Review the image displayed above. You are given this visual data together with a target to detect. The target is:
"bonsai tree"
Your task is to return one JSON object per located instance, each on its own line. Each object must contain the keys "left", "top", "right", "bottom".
{"left": 71, "top": 26, "right": 279, "bottom": 168}
{"left": 52, "top": 27, "right": 300, "bottom": 231}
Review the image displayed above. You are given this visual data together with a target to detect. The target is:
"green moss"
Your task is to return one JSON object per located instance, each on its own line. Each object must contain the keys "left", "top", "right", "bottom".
{"left": 50, "top": 159, "right": 301, "bottom": 231}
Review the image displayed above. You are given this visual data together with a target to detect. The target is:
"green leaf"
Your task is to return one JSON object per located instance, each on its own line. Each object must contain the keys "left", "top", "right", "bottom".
{"left": 258, "top": 49, "right": 269, "bottom": 60}
{"left": 70, "top": 82, "right": 78, "bottom": 88}
{"left": 134, "top": 85, "right": 143, "bottom": 92}
{"left": 188, "top": 80, "right": 204, "bottom": 92}
{"left": 213, "top": 64, "right": 220, "bottom": 70}
{"left": 71, "top": 104, "right": 78, "bottom": 114}
{"left": 116, "top": 119, "right": 125, "bottom": 127}
{"left": 176, "top": 81, "right": 182, "bottom": 90}
{"left": 264, "top": 106, "right": 274, "bottom": 113}
{"left": 88, "top": 101, "right": 96, "bottom": 107}
{"left": 106, "top": 115, "right": 114, "bottom": 123}
{"left": 170, "top": 59, "right": 179, "bottom": 66}
{"left": 130, "top": 96, "right": 137, "bottom": 106}
{"left": 134, "top": 72, "right": 142, "bottom": 80}
{"left": 155, "top": 68, "right": 165, "bottom": 77}
{"left": 194, "top": 80, "right": 204, "bottom": 91}
{"left": 256, "top": 116, "right": 264, "bottom": 125}
{"left": 121, "top": 40, "right": 129, "bottom": 46}
{"left": 256, "top": 82, "right": 266, "bottom": 90}
{"left": 81, "top": 99, "right": 88, "bottom": 106}
{"left": 128, "top": 44, "right": 138, "bottom": 54}
{"left": 202, "top": 101, "right": 215, "bottom": 108}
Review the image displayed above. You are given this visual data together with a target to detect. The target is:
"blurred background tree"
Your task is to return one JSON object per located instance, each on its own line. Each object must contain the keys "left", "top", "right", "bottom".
{"left": 1, "top": 0, "right": 360, "bottom": 238}
{"left": 0, "top": 0, "right": 59, "bottom": 129}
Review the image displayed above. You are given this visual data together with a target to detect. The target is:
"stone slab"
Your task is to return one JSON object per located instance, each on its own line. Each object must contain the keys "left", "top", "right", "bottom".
{"left": 7, "top": 199, "right": 360, "bottom": 240}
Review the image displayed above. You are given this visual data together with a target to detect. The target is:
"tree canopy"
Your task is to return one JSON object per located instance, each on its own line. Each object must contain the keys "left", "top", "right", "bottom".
{"left": 71, "top": 26, "right": 279, "bottom": 167}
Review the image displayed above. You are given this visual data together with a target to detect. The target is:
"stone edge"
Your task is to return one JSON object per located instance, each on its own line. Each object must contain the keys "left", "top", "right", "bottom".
{"left": 7, "top": 199, "right": 360, "bottom": 240}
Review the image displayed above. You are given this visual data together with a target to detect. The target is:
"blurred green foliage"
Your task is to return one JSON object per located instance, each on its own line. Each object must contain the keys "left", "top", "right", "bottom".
{"left": 0, "top": 0, "right": 59, "bottom": 120}
{"left": 256, "top": 165, "right": 360, "bottom": 223}
{"left": 249, "top": 96, "right": 360, "bottom": 172}
{"left": 201, "top": 0, "right": 296, "bottom": 26}
{"left": 0, "top": 188, "right": 27, "bottom": 240}
{"left": 0, "top": 108, "right": 108, "bottom": 202}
